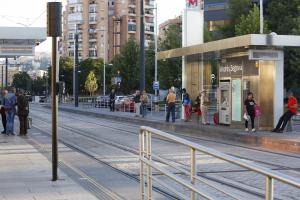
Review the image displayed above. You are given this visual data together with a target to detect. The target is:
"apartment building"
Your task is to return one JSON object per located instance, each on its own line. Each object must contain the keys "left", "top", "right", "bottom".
{"left": 62, "top": 0, "right": 155, "bottom": 61}
{"left": 158, "top": 15, "right": 182, "bottom": 42}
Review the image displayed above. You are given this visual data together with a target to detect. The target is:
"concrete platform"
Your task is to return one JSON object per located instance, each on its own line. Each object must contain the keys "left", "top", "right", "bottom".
{"left": 49, "top": 104, "right": 300, "bottom": 154}
{"left": 0, "top": 134, "right": 98, "bottom": 200}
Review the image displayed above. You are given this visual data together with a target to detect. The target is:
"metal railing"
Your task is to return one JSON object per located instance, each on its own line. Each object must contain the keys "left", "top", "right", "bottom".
{"left": 139, "top": 126, "right": 300, "bottom": 200}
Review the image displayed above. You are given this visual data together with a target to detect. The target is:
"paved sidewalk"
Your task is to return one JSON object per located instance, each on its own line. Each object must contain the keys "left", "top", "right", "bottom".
{"left": 45, "top": 103, "right": 300, "bottom": 153}
{"left": 0, "top": 134, "right": 98, "bottom": 200}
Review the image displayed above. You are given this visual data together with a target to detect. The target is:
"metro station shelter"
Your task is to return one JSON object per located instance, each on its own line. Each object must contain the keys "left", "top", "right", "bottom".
{"left": 158, "top": 34, "right": 300, "bottom": 129}
{"left": 0, "top": 27, "right": 46, "bottom": 87}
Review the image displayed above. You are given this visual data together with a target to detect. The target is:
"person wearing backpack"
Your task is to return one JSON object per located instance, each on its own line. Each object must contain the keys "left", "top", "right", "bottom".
{"left": 140, "top": 90, "right": 149, "bottom": 118}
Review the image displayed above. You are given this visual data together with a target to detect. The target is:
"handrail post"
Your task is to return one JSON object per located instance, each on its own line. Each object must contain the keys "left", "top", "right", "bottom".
{"left": 140, "top": 130, "right": 145, "bottom": 199}
{"left": 146, "top": 131, "right": 152, "bottom": 199}
{"left": 190, "top": 148, "right": 196, "bottom": 200}
{"left": 265, "top": 176, "right": 274, "bottom": 200}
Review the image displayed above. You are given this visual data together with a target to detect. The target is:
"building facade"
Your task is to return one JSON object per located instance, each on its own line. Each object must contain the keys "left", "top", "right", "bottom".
{"left": 62, "top": 0, "right": 155, "bottom": 61}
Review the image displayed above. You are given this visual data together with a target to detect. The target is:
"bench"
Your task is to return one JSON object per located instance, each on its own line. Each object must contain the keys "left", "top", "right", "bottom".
{"left": 286, "top": 113, "right": 300, "bottom": 132}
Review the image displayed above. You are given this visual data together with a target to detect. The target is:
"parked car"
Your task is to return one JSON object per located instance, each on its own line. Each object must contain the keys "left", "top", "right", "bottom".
{"left": 26, "top": 95, "right": 33, "bottom": 102}
{"left": 114, "top": 96, "right": 125, "bottom": 111}
{"left": 116, "top": 96, "right": 135, "bottom": 112}
{"left": 39, "top": 96, "right": 47, "bottom": 103}
{"left": 95, "top": 95, "right": 110, "bottom": 108}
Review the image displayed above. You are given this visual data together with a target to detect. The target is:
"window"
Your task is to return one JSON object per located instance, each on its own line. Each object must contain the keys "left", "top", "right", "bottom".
{"left": 208, "top": 20, "right": 229, "bottom": 31}
{"left": 128, "top": 24, "right": 136, "bottom": 31}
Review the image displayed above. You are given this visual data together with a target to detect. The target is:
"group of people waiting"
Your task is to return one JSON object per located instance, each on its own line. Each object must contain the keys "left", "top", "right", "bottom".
{"left": 179, "top": 88, "right": 298, "bottom": 133}
{"left": 0, "top": 88, "right": 29, "bottom": 136}
{"left": 179, "top": 88, "right": 210, "bottom": 124}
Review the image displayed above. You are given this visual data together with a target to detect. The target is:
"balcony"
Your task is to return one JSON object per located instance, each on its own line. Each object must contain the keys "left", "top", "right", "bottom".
{"left": 68, "top": 13, "right": 83, "bottom": 22}
{"left": 68, "top": 0, "right": 82, "bottom": 4}
{"left": 128, "top": 1, "right": 136, "bottom": 8}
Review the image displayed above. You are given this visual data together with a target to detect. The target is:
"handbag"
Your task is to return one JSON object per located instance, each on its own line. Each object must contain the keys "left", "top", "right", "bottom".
{"left": 254, "top": 105, "right": 262, "bottom": 117}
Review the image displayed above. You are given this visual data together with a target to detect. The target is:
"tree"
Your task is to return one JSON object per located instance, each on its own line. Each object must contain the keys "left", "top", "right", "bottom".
{"left": 220, "top": 0, "right": 252, "bottom": 38}
{"left": 12, "top": 72, "right": 32, "bottom": 92}
{"left": 158, "top": 24, "right": 182, "bottom": 89}
{"left": 59, "top": 57, "right": 73, "bottom": 95}
{"left": 235, "top": 5, "right": 269, "bottom": 36}
{"left": 79, "top": 58, "right": 103, "bottom": 95}
{"left": 32, "top": 77, "right": 47, "bottom": 96}
{"left": 111, "top": 38, "right": 140, "bottom": 94}
{"left": 85, "top": 71, "right": 98, "bottom": 96}
{"left": 265, "top": 0, "right": 300, "bottom": 90}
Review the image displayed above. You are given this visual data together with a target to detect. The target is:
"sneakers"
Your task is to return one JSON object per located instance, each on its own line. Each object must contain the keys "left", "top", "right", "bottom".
{"left": 252, "top": 128, "right": 256, "bottom": 132}
{"left": 245, "top": 128, "right": 249, "bottom": 132}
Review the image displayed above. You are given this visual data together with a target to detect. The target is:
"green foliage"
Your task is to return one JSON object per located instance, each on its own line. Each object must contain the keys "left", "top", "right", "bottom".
{"left": 85, "top": 71, "right": 98, "bottom": 96}
{"left": 220, "top": 0, "right": 252, "bottom": 38}
{"left": 32, "top": 77, "right": 47, "bottom": 96}
{"left": 12, "top": 72, "right": 32, "bottom": 92}
{"left": 145, "top": 42, "right": 155, "bottom": 93}
{"left": 265, "top": 0, "right": 300, "bottom": 90}
{"left": 79, "top": 58, "right": 103, "bottom": 95}
{"left": 59, "top": 57, "right": 73, "bottom": 95}
{"left": 111, "top": 38, "right": 140, "bottom": 94}
{"left": 158, "top": 24, "right": 182, "bottom": 89}
{"left": 235, "top": 5, "right": 269, "bottom": 36}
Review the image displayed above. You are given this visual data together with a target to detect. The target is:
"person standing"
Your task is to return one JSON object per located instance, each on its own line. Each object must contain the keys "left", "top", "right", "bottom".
{"left": 166, "top": 88, "right": 176, "bottom": 123}
{"left": 5, "top": 89, "right": 17, "bottom": 135}
{"left": 182, "top": 88, "right": 191, "bottom": 122}
{"left": 272, "top": 92, "right": 298, "bottom": 133}
{"left": 17, "top": 90, "right": 29, "bottom": 136}
{"left": 200, "top": 90, "right": 209, "bottom": 125}
{"left": 134, "top": 90, "right": 141, "bottom": 117}
{"left": 0, "top": 90, "right": 7, "bottom": 134}
{"left": 244, "top": 92, "right": 256, "bottom": 132}
{"left": 109, "top": 89, "right": 116, "bottom": 112}
{"left": 140, "top": 90, "right": 149, "bottom": 118}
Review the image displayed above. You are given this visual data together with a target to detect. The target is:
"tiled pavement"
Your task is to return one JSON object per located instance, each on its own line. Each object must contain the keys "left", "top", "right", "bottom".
{"left": 0, "top": 135, "right": 98, "bottom": 200}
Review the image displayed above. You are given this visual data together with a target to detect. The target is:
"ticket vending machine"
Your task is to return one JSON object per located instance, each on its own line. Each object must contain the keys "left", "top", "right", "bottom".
{"left": 219, "top": 81, "right": 231, "bottom": 125}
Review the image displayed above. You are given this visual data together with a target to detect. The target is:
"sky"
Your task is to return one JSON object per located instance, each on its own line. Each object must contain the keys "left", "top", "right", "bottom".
{"left": 0, "top": 0, "right": 185, "bottom": 53}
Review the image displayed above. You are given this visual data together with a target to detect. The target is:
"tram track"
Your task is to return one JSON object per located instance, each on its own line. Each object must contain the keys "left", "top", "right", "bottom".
{"left": 31, "top": 106, "right": 300, "bottom": 172}
{"left": 30, "top": 112, "right": 297, "bottom": 199}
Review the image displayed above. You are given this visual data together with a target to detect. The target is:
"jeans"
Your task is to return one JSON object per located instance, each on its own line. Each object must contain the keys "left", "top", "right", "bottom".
{"left": 245, "top": 112, "right": 255, "bottom": 129}
{"left": 6, "top": 112, "right": 15, "bottom": 134}
{"left": 166, "top": 103, "right": 175, "bottom": 122}
{"left": 275, "top": 110, "right": 295, "bottom": 131}
{"left": 110, "top": 100, "right": 115, "bottom": 111}
{"left": 1, "top": 112, "right": 6, "bottom": 132}
{"left": 135, "top": 103, "right": 141, "bottom": 116}
{"left": 141, "top": 104, "right": 147, "bottom": 117}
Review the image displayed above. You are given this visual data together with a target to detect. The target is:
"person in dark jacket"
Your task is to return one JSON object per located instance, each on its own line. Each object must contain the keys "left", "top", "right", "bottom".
{"left": 244, "top": 92, "right": 256, "bottom": 132}
{"left": 134, "top": 90, "right": 141, "bottom": 117}
{"left": 109, "top": 89, "right": 116, "bottom": 112}
{"left": 17, "top": 90, "right": 29, "bottom": 136}
{"left": 0, "top": 90, "right": 7, "bottom": 134}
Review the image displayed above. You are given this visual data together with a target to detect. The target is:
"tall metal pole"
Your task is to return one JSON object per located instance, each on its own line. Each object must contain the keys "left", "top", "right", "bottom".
{"left": 5, "top": 57, "right": 8, "bottom": 88}
{"left": 260, "top": 0, "right": 264, "bottom": 34}
{"left": 140, "top": 0, "right": 145, "bottom": 91}
{"left": 1, "top": 64, "right": 4, "bottom": 89}
{"left": 154, "top": 3, "right": 158, "bottom": 96}
{"left": 103, "top": 30, "right": 106, "bottom": 95}
{"left": 47, "top": 1, "right": 62, "bottom": 182}
{"left": 74, "top": 32, "right": 79, "bottom": 107}
{"left": 51, "top": 37, "right": 58, "bottom": 181}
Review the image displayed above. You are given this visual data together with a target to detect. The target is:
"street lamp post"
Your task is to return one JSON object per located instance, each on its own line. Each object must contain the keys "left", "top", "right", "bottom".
{"left": 140, "top": 0, "right": 145, "bottom": 91}
{"left": 260, "top": 0, "right": 264, "bottom": 34}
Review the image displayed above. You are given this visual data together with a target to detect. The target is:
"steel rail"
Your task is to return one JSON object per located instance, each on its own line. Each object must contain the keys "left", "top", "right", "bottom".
{"left": 140, "top": 126, "right": 300, "bottom": 200}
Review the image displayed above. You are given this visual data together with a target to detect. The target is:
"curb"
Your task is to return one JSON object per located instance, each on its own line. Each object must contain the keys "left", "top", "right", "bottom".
{"left": 45, "top": 105, "right": 300, "bottom": 154}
